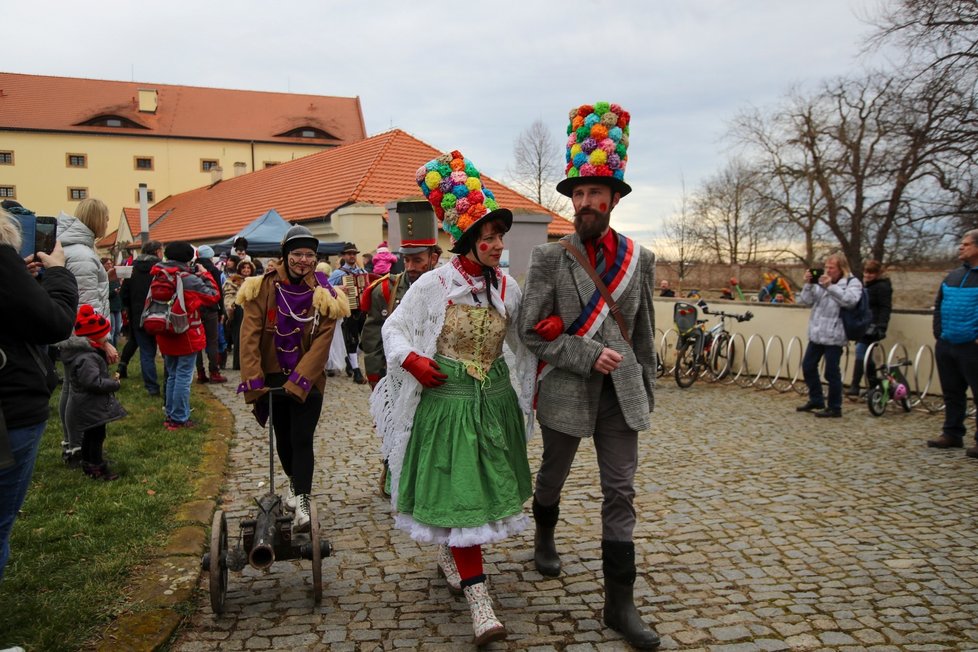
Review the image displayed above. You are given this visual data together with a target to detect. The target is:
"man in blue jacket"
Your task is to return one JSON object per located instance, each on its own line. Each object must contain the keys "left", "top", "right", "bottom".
{"left": 927, "top": 229, "right": 978, "bottom": 459}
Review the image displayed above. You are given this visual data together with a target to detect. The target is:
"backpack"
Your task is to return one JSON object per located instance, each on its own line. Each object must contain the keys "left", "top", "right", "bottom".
{"left": 840, "top": 280, "right": 872, "bottom": 341}
{"left": 140, "top": 268, "right": 190, "bottom": 335}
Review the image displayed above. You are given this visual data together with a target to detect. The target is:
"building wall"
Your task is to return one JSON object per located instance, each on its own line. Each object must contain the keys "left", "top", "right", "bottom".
{"left": 0, "top": 130, "right": 331, "bottom": 229}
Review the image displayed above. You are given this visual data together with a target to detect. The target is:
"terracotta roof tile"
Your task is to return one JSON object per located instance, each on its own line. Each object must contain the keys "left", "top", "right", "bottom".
{"left": 0, "top": 72, "right": 365, "bottom": 145}
{"left": 147, "top": 129, "right": 572, "bottom": 242}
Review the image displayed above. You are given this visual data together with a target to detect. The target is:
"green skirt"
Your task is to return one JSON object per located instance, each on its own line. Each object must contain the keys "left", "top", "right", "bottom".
{"left": 396, "top": 355, "right": 532, "bottom": 529}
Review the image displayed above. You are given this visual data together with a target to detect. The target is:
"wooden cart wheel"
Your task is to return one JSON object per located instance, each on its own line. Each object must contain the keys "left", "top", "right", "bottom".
{"left": 310, "top": 500, "right": 322, "bottom": 604}
{"left": 209, "top": 510, "right": 228, "bottom": 614}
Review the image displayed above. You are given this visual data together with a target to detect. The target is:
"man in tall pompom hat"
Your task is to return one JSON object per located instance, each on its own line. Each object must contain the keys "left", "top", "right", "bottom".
{"left": 236, "top": 224, "right": 349, "bottom": 533}
{"left": 369, "top": 150, "right": 536, "bottom": 646}
{"left": 519, "top": 103, "right": 661, "bottom": 649}
{"left": 359, "top": 200, "right": 443, "bottom": 496}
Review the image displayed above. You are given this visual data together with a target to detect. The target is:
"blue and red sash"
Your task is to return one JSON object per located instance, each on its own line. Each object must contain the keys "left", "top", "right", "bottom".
{"left": 536, "top": 233, "right": 639, "bottom": 391}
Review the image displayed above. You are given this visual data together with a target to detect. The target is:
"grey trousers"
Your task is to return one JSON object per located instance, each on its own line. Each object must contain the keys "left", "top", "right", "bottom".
{"left": 58, "top": 371, "right": 81, "bottom": 453}
{"left": 535, "top": 378, "right": 639, "bottom": 541}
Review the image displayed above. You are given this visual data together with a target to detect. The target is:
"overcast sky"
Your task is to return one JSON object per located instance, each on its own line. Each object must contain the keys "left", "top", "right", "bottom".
{"left": 5, "top": 0, "right": 887, "bottom": 245}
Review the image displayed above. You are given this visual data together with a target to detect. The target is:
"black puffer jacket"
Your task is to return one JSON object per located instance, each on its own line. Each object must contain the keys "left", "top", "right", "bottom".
{"left": 0, "top": 245, "right": 78, "bottom": 429}
{"left": 59, "top": 339, "right": 127, "bottom": 432}
{"left": 120, "top": 253, "right": 159, "bottom": 320}
{"left": 861, "top": 276, "right": 893, "bottom": 342}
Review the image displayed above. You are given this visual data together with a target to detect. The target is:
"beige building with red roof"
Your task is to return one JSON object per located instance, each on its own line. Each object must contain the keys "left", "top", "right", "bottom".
{"left": 0, "top": 72, "right": 366, "bottom": 226}
{"left": 144, "top": 128, "right": 571, "bottom": 273}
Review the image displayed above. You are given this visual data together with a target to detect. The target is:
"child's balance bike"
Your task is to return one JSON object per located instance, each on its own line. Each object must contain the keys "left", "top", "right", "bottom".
{"left": 866, "top": 359, "right": 912, "bottom": 417}
{"left": 201, "top": 388, "right": 331, "bottom": 614}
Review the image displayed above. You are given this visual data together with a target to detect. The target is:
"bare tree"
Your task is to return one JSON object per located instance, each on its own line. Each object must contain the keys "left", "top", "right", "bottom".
{"left": 658, "top": 177, "right": 703, "bottom": 284}
{"left": 868, "top": 0, "right": 978, "bottom": 74}
{"left": 688, "top": 159, "right": 793, "bottom": 264}
{"left": 731, "top": 71, "right": 970, "bottom": 274}
{"left": 506, "top": 119, "right": 570, "bottom": 216}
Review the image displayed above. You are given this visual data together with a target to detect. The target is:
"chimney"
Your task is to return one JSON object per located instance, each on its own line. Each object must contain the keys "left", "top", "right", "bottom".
{"left": 138, "top": 184, "right": 149, "bottom": 245}
{"left": 210, "top": 166, "right": 223, "bottom": 183}
{"left": 137, "top": 89, "right": 158, "bottom": 113}
{"left": 234, "top": 162, "right": 247, "bottom": 177}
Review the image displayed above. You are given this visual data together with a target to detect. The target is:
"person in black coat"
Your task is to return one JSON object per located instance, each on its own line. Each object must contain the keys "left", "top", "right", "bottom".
{"left": 0, "top": 208, "right": 78, "bottom": 580}
{"left": 62, "top": 305, "right": 127, "bottom": 480}
{"left": 118, "top": 240, "right": 163, "bottom": 395}
{"left": 848, "top": 260, "right": 893, "bottom": 394}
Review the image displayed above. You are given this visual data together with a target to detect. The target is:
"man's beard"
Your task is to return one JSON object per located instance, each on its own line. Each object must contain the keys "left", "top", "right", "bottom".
{"left": 574, "top": 207, "right": 611, "bottom": 241}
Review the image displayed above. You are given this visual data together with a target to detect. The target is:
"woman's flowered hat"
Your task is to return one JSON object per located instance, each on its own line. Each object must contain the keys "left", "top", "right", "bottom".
{"left": 415, "top": 150, "right": 512, "bottom": 254}
{"left": 555, "top": 101, "right": 632, "bottom": 198}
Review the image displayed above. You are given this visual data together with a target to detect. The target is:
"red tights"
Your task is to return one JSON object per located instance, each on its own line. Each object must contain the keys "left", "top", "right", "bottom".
{"left": 450, "top": 545, "right": 483, "bottom": 582}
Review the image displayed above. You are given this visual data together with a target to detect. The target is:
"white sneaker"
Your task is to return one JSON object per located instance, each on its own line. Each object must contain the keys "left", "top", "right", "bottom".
{"left": 293, "top": 493, "right": 311, "bottom": 533}
{"left": 284, "top": 477, "right": 297, "bottom": 511}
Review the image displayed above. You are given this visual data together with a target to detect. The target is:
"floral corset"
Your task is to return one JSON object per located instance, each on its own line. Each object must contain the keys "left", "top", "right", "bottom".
{"left": 436, "top": 304, "right": 507, "bottom": 380}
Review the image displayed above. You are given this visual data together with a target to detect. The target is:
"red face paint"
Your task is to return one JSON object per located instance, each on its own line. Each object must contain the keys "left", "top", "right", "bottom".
{"left": 478, "top": 243, "right": 489, "bottom": 251}
{"left": 599, "top": 202, "right": 608, "bottom": 212}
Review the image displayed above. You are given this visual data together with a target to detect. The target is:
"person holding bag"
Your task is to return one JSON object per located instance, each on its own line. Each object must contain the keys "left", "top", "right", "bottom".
{"left": 0, "top": 207, "right": 78, "bottom": 580}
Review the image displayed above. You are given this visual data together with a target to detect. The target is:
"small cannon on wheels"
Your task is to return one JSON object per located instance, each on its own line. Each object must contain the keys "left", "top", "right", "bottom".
{"left": 201, "top": 388, "right": 331, "bottom": 614}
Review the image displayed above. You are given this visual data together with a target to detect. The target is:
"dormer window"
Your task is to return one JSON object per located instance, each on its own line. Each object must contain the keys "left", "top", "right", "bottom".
{"left": 77, "top": 115, "right": 147, "bottom": 129}
{"left": 277, "top": 126, "right": 336, "bottom": 139}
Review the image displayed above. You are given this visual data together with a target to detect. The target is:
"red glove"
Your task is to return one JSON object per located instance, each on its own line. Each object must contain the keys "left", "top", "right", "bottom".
{"left": 401, "top": 351, "right": 447, "bottom": 388}
{"left": 533, "top": 315, "right": 564, "bottom": 342}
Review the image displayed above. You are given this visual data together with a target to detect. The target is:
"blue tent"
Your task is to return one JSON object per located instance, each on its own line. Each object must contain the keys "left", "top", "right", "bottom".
{"left": 212, "top": 209, "right": 346, "bottom": 256}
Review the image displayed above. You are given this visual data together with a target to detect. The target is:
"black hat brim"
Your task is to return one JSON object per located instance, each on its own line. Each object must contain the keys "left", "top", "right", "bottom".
{"left": 448, "top": 208, "right": 513, "bottom": 255}
{"left": 282, "top": 237, "right": 319, "bottom": 256}
{"left": 556, "top": 176, "right": 631, "bottom": 198}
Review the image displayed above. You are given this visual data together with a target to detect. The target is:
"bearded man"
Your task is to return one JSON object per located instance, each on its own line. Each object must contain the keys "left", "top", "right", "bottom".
{"left": 519, "top": 102, "right": 660, "bottom": 649}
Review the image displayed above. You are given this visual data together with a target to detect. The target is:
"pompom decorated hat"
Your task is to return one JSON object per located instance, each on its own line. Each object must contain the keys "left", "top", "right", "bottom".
{"left": 74, "top": 304, "right": 111, "bottom": 340}
{"left": 416, "top": 150, "right": 512, "bottom": 254}
{"left": 555, "top": 101, "right": 631, "bottom": 198}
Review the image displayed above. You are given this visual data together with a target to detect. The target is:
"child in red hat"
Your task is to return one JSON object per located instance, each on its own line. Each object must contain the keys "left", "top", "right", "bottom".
{"left": 62, "top": 304, "right": 127, "bottom": 480}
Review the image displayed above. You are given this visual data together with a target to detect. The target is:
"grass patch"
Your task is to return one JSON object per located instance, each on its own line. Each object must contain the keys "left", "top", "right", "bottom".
{"left": 0, "top": 355, "right": 213, "bottom": 652}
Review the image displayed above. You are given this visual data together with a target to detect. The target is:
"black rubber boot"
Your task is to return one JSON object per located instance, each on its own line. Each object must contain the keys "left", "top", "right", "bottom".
{"left": 602, "top": 540, "right": 660, "bottom": 650}
{"left": 532, "top": 497, "right": 561, "bottom": 577}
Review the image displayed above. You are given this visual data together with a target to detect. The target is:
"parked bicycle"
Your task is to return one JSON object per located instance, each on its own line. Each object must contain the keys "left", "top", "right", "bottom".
{"left": 674, "top": 301, "right": 753, "bottom": 388}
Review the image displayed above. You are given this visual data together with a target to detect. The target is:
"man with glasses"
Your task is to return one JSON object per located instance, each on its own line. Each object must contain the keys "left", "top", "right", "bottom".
{"left": 927, "top": 229, "right": 978, "bottom": 460}
{"left": 236, "top": 225, "right": 350, "bottom": 531}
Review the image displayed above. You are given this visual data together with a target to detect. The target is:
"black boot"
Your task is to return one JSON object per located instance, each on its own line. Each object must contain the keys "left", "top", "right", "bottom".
{"left": 117, "top": 362, "right": 128, "bottom": 379}
{"left": 532, "top": 497, "right": 561, "bottom": 577}
{"left": 352, "top": 368, "right": 367, "bottom": 385}
{"left": 602, "top": 540, "right": 660, "bottom": 650}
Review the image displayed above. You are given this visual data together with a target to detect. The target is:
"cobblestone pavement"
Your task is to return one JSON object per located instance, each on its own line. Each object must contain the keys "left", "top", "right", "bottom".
{"left": 170, "top": 375, "right": 978, "bottom": 651}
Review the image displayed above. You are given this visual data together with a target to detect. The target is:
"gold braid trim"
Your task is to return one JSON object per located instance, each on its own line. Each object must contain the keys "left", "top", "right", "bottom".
{"left": 313, "top": 285, "right": 351, "bottom": 319}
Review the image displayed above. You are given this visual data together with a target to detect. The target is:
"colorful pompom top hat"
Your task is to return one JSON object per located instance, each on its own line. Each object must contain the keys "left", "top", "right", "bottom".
{"left": 416, "top": 150, "right": 512, "bottom": 254}
{"left": 556, "top": 101, "right": 631, "bottom": 199}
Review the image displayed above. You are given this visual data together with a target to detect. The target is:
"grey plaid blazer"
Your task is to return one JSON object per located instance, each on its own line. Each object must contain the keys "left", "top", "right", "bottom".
{"left": 519, "top": 233, "right": 656, "bottom": 437}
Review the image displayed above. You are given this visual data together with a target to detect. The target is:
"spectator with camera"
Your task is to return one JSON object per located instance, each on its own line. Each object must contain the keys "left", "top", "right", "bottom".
{"left": 0, "top": 207, "right": 78, "bottom": 580}
{"left": 796, "top": 254, "right": 863, "bottom": 418}
{"left": 847, "top": 260, "right": 893, "bottom": 396}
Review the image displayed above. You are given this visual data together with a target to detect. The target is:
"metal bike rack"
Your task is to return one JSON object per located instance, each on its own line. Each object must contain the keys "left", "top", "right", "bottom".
{"left": 783, "top": 336, "right": 805, "bottom": 394}
{"left": 658, "top": 328, "right": 679, "bottom": 376}
{"left": 911, "top": 344, "right": 936, "bottom": 410}
{"left": 735, "top": 333, "right": 765, "bottom": 388}
{"left": 760, "top": 335, "right": 785, "bottom": 391}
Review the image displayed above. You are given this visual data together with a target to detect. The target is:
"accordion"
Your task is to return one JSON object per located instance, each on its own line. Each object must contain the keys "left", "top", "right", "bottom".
{"left": 340, "top": 273, "right": 378, "bottom": 310}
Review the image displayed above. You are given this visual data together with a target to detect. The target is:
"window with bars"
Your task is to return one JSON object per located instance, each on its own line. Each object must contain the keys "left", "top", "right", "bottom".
{"left": 68, "top": 187, "right": 88, "bottom": 201}
{"left": 67, "top": 153, "right": 87, "bottom": 168}
{"left": 0, "top": 151, "right": 13, "bottom": 165}
{"left": 201, "top": 159, "right": 219, "bottom": 172}
{"left": 0, "top": 186, "right": 15, "bottom": 198}
{"left": 134, "top": 156, "right": 154, "bottom": 170}
{"left": 134, "top": 189, "right": 155, "bottom": 202}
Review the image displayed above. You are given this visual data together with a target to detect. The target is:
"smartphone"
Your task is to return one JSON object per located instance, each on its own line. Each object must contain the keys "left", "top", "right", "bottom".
{"left": 809, "top": 268, "right": 823, "bottom": 283}
{"left": 34, "top": 216, "right": 58, "bottom": 256}
{"left": 10, "top": 210, "right": 37, "bottom": 259}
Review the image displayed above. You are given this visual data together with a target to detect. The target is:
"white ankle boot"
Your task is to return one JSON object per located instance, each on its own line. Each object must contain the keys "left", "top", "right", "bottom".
{"left": 463, "top": 581, "right": 506, "bottom": 645}
{"left": 284, "top": 477, "right": 297, "bottom": 511}
{"left": 436, "top": 544, "right": 463, "bottom": 595}
{"left": 293, "top": 493, "right": 311, "bottom": 533}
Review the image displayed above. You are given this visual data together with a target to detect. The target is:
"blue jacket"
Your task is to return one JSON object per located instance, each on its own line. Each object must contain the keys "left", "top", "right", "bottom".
{"left": 933, "top": 263, "right": 978, "bottom": 343}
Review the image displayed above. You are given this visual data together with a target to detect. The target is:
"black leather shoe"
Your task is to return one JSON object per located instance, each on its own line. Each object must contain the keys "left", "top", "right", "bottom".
{"left": 814, "top": 408, "right": 842, "bottom": 418}
{"left": 796, "top": 401, "right": 824, "bottom": 412}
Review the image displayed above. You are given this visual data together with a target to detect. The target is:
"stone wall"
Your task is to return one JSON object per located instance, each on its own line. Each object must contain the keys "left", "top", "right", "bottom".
{"left": 655, "top": 262, "right": 952, "bottom": 310}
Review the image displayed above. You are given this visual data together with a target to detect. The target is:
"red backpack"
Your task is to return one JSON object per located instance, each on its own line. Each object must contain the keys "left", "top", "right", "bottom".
{"left": 141, "top": 267, "right": 191, "bottom": 335}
